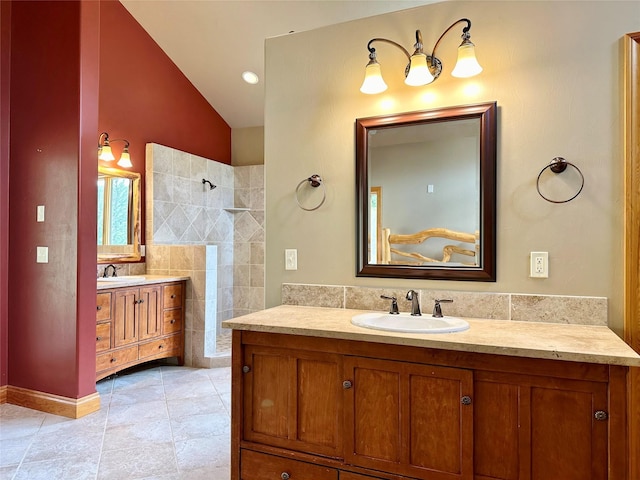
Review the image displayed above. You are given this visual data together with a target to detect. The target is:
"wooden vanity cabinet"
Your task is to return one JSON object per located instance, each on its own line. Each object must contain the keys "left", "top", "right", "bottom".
{"left": 96, "top": 280, "right": 185, "bottom": 380}
{"left": 343, "top": 356, "right": 473, "bottom": 479}
{"left": 242, "top": 344, "right": 343, "bottom": 458}
{"left": 233, "top": 331, "right": 627, "bottom": 480}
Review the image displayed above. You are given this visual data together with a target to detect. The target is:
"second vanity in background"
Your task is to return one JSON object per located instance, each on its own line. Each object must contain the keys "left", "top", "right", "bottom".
{"left": 96, "top": 275, "right": 188, "bottom": 380}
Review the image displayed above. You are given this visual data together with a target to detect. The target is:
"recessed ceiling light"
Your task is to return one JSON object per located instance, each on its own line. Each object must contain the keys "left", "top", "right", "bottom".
{"left": 242, "top": 71, "right": 259, "bottom": 85}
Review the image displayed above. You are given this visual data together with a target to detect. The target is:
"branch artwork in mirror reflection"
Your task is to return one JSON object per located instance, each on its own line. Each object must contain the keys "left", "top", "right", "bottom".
{"left": 356, "top": 102, "right": 497, "bottom": 281}
{"left": 97, "top": 166, "right": 141, "bottom": 263}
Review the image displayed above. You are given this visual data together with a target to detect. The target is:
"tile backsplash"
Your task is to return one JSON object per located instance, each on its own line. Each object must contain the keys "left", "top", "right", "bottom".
{"left": 282, "top": 283, "right": 608, "bottom": 326}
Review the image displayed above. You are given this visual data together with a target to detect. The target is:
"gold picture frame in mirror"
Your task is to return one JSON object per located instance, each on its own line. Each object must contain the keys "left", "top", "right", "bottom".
{"left": 97, "top": 165, "right": 141, "bottom": 263}
{"left": 356, "top": 102, "right": 497, "bottom": 281}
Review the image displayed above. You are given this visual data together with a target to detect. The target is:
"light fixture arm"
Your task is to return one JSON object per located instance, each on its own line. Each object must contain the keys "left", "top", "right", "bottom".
{"left": 430, "top": 18, "right": 472, "bottom": 64}
{"left": 366, "top": 37, "right": 411, "bottom": 61}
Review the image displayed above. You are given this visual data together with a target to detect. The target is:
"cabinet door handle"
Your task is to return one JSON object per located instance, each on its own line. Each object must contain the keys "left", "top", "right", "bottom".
{"left": 594, "top": 410, "right": 608, "bottom": 421}
{"left": 97, "top": 305, "right": 102, "bottom": 311}
{"left": 342, "top": 380, "right": 353, "bottom": 389}
{"left": 170, "top": 319, "right": 176, "bottom": 324}
{"left": 171, "top": 294, "right": 176, "bottom": 298}
{"left": 461, "top": 395, "right": 472, "bottom": 405}
{"left": 96, "top": 336, "right": 102, "bottom": 341}
{"left": 242, "top": 365, "right": 251, "bottom": 373}
{"left": 281, "top": 473, "right": 290, "bottom": 480}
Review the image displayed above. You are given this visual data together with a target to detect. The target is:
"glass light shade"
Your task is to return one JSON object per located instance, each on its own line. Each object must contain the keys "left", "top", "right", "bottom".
{"left": 405, "top": 53, "right": 434, "bottom": 86}
{"left": 117, "top": 150, "right": 133, "bottom": 168}
{"left": 360, "top": 61, "right": 388, "bottom": 94}
{"left": 451, "top": 40, "right": 483, "bottom": 78}
{"left": 98, "top": 144, "right": 115, "bottom": 161}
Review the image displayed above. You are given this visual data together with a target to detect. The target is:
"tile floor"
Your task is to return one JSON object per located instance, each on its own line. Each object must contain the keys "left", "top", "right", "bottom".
{"left": 0, "top": 363, "right": 232, "bottom": 480}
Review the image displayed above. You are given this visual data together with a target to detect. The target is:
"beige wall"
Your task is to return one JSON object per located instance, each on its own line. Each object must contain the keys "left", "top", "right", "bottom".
{"left": 232, "top": 127, "right": 264, "bottom": 166}
{"left": 264, "top": 1, "right": 639, "bottom": 335}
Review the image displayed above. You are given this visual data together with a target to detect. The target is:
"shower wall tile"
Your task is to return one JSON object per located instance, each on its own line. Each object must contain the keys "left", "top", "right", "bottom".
{"left": 143, "top": 146, "right": 264, "bottom": 365}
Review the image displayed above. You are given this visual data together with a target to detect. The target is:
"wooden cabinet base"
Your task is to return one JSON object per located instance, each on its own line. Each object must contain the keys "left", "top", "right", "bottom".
{"left": 96, "top": 281, "right": 185, "bottom": 381}
{"left": 232, "top": 330, "right": 629, "bottom": 480}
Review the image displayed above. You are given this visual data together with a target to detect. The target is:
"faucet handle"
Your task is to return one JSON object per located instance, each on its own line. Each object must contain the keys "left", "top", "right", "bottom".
{"left": 433, "top": 298, "right": 453, "bottom": 318}
{"left": 380, "top": 295, "right": 399, "bottom": 314}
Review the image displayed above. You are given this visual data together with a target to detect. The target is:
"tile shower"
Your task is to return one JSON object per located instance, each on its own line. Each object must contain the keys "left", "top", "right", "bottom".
{"left": 143, "top": 143, "right": 265, "bottom": 367}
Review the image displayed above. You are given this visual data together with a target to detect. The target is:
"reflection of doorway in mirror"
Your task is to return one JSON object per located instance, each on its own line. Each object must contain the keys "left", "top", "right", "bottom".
{"left": 370, "top": 186, "right": 382, "bottom": 263}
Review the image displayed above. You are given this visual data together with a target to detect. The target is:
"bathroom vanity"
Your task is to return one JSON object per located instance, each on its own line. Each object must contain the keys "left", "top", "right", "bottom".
{"left": 96, "top": 275, "right": 188, "bottom": 380}
{"left": 223, "top": 305, "right": 640, "bottom": 480}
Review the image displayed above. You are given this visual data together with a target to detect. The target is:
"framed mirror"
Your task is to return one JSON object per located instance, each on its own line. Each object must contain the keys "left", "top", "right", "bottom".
{"left": 356, "top": 102, "right": 497, "bottom": 281}
{"left": 97, "top": 166, "right": 141, "bottom": 263}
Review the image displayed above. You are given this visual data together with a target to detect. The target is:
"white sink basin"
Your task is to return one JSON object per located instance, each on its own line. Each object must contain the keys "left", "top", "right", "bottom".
{"left": 351, "top": 312, "right": 470, "bottom": 334}
{"left": 97, "top": 275, "right": 146, "bottom": 282}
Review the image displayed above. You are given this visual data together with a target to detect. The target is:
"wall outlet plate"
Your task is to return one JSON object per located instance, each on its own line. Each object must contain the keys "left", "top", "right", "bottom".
{"left": 285, "top": 249, "right": 297, "bottom": 270}
{"left": 530, "top": 251, "right": 548, "bottom": 278}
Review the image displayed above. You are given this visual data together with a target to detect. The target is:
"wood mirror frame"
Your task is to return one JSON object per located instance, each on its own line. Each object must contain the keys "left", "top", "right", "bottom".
{"left": 97, "top": 165, "right": 141, "bottom": 263}
{"left": 356, "top": 102, "right": 497, "bottom": 281}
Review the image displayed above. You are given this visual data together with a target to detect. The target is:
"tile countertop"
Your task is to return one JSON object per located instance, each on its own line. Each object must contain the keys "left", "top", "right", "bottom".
{"left": 96, "top": 274, "right": 189, "bottom": 290}
{"left": 222, "top": 305, "right": 640, "bottom": 367}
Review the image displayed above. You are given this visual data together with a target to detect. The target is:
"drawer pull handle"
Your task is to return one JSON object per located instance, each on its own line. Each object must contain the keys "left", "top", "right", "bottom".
{"left": 594, "top": 410, "right": 608, "bottom": 421}
{"left": 170, "top": 319, "right": 176, "bottom": 324}
{"left": 110, "top": 358, "right": 117, "bottom": 363}
{"left": 461, "top": 395, "right": 472, "bottom": 405}
{"left": 97, "top": 306, "right": 102, "bottom": 311}
{"left": 171, "top": 294, "right": 176, "bottom": 298}
{"left": 158, "top": 344, "right": 164, "bottom": 349}
{"left": 342, "top": 380, "right": 353, "bottom": 389}
{"left": 242, "top": 365, "right": 251, "bottom": 373}
{"left": 281, "top": 473, "right": 290, "bottom": 480}
{"left": 96, "top": 336, "right": 102, "bottom": 341}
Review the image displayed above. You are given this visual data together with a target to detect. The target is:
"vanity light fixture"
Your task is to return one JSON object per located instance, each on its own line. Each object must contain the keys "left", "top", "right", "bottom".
{"left": 98, "top": 132, "right": 132, "bottom": 168}
{"left": 360, "top": 18, "right": 482, "bottom": 94}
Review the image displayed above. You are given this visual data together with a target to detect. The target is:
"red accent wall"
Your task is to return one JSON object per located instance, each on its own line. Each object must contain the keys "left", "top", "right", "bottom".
{"left": 3, "top": 0, "right": 230, "bottom": 399}
{"left": 0, "top": 0, "right": 11, "bottom": 388}
{"left": 99, "top": 2, "right": 231, "bottom": 246}
{"left": 8, "top": 0, "right": 99, "bottom": 398}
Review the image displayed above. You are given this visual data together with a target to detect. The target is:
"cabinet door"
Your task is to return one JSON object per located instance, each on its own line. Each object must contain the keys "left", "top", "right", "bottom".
{"left": 138, "top": 285, "right": 161, "bottom": 340}
{"left": 343, "top": 356, "right": 473, "bottom": 480}
{"left": 113, "top": 288, "right": 138, "bottom": 347}
{"left": 242, "top": 345, "right": 343, "bottom": 457}
{"left": 474, "top": 373, "right": 608, "bottom": 480}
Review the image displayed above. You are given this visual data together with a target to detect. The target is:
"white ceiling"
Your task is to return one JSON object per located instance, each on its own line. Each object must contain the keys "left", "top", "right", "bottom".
{"left": 120, "top": 0, "right": 434, "bottom": 129}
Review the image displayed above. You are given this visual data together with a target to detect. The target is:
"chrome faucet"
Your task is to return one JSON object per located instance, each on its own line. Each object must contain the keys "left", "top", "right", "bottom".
{"left": 433, "top": 299, "right": 453, "bottom": 318}
{"left": 103, "top": 264, "right": 117, "bottom": 278}
{"left": 406, "top": 290, "right": 421, "bottom": 316}
{"left": 380, "top": 295, "right": 399, "bottom": 314}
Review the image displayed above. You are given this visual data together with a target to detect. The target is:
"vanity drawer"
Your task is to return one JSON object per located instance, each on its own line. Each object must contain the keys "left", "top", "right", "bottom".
{"left": 241, "top": 450, "right": 337, "bottom": 480}
{"left": 163, "top": 308, "right": 183, "bottom": 334}
{"left": 163, "top": 284, "right": 182, "bottom": 309}
{"left": 96, "top": 345, "right": 138, "bottom": 372}
{"left": 139, "top": 334, "right": 181, "bottom": 359}
{"left": 96, "top": 322, "right": 111, "bottom": 352}
{"left": 96, "top": 292, "right": 112, "bottom": 321}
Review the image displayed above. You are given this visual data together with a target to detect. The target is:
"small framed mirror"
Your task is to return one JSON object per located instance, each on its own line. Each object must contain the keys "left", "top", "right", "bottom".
{"left": 356, "top": 102, "right": 497, "bottom": 281}
{"left": 97, "top": 166, "right": 141, "bottom": 263}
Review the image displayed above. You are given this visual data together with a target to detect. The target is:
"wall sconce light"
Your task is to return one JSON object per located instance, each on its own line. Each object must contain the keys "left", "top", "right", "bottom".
{"left": 360, "top": 18, "right": 482, "bottom": 94}
{"left": 98, "top": 132, "right": 132, "bottom": 168}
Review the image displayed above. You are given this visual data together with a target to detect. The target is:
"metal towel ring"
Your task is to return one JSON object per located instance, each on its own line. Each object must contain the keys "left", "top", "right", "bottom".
{"left": 295, "top": 174, "right": 326, "bottom": 211}
{"left": 536, "top": 157, "right": 584, "bottom": 204}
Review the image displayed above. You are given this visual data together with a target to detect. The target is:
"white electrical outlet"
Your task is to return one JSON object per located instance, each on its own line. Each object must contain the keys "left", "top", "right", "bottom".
{"left": 37, "top": 205, "right": 45, "bottom": 222}
{"left": 285, "top": 249, "right": 297, "bottom": 270}
{"left": 530, "top": 251, "right": 548, "bottom": 278}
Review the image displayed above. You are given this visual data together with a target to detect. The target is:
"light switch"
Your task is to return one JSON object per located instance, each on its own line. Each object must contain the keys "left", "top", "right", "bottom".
{"left": 36, "top": 246, "right": 49, "bottom": 263}
{"left": 285, "top": 249, "right": 297, "bottom": 270}
{"left": 37, "top": 205, "right": 45, "bottom": 222}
